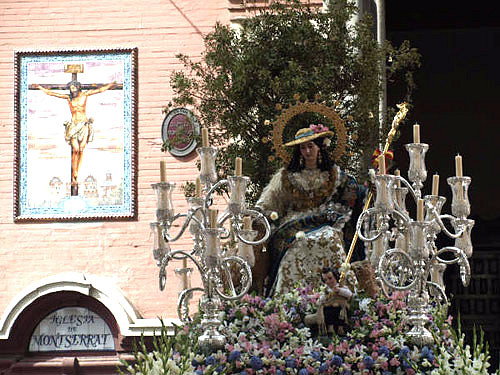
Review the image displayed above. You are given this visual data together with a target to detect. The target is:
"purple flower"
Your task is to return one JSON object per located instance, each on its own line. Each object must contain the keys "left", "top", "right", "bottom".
{"left": 273, "top": 350, "right": 282, "bottom": 358}
{"left": 192, "top": 359, "right": 199, "bottom": 367}
{"left": 298, "top": 369, "right": 309, "bottom": 375}
{"left": 378, "top": 345, "right": 390, "bottom": 357}
{"left": 399, "top": 346, "right": 410, "bottom": 359}
{"left": 420, "top": 346, "right": 434, "bottom": 361}
{"left": 205, "top": 355, "right": 216, "bottom": 366}
{"left": 285, "top": 357, "right": 297, "bottom": 368}
{"left": 215, "top": 365, "right": 224, "bottom": 373}
{"left": 319, "top": 362, "right": 328, "bottom": 373}
{"left": 331, "top": 355, "right": 343, "bottom": 367}
{"left": 363, "top": 356, "right": 375, "bottom": 369}
{"left": 228, "top": 350, "right": 241, "bottom": 362}
{"left": 310, "top": 351, "right": 321, "bottom": 361}
{"left": 195, "top": 371, "right": 203, "bottom": 375}
{"left": 250, "top": 356, "right": 263, "bottom": 370}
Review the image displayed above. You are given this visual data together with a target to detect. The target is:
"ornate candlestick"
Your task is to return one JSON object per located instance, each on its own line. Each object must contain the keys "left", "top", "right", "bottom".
{"left": 151, "top": 131, "right": 270, "bottom": 350}
{"left": 356, "top": 131, "right": 473, "bottom": 346}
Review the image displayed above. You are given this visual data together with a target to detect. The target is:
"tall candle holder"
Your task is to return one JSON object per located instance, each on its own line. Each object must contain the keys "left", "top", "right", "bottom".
{"left": 405, "top": 143, "right": 428, "bottom": 196}
{"left": 151, "top": 144, "right": 270, "bottom": 351}
{"left": 356, "top": 136, "right": 473, "bottom": 346}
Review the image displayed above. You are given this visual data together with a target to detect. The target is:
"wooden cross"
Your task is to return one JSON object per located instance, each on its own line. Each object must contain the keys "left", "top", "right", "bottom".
{"left": 28, "top": 64, "right": 123, "bottom": 91}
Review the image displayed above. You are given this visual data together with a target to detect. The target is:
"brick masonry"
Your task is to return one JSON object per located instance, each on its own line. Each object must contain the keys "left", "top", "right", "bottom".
{"left": 0, "top": 0, "right": 230, "bottom": 321}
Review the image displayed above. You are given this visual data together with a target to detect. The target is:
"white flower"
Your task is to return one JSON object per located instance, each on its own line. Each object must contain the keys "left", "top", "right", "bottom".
{"left": 323, "top": 138, "right": 331, "bottom": 147}
{"left": 295, "top": 231, "right": 306, "bottom": 240}
{"left": 270, "top": 211, "right": 279, "bottom": 221}
{"left": 339, "top": 262, "right": 351, "bottom": 274}
{"left": 359, "top": 297, "right": 372, "bottom": 313}
{"left": 368, "top": 168, "right": 376, "bottom": 183}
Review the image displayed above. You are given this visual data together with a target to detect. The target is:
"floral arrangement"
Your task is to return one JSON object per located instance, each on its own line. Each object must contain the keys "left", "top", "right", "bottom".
{"left": 121, "top": 286, "right": 498, "bottom": 375}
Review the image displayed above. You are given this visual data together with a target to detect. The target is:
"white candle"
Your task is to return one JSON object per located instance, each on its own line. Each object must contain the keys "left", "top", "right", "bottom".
{"left": 243, "top": 216, "right": 251, "bottom": 230}
{"left": 195, "top": 177, "right": 202, "bottom": 198}
{"left": 394, "top": 169, "right": 401, "bottom": 188}
{"left": 413, "top": 123, "right": 420, "bottom": 144}
{"left": 417, "top": 198, "right": 424, "bottom": 222}
{"left": 160, "top": 160, "right": 166, "bottom": 182}
{"left": 378, "top": 154, "right": 386, "bottom": 175}
{"left": 432, "top": 173, "right": 439, "bottom": 196}
{"left": 209, "top": 209, "right": 218, "bottom": 228}
{"left": 201, "top": 127, "right": 209, "bottom": 147}
{"left": 455, "top": 154, "right": 463, "bottom": 177}
{"left": 235, "top": 157, "right": 242, "bottom": 176}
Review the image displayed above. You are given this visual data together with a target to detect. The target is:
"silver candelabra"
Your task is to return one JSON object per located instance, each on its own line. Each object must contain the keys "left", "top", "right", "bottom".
{"left": 356, "top": 134, "right": 473, "bottom": 346}
{"left": 150, "top": 142, "right": 270, "bottom": 350}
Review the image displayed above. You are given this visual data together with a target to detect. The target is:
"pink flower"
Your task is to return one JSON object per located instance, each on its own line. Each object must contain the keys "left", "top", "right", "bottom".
{"left": 380, "top": 360, "right": 389, "bottom": 370}
{"left": 369, "top": 329, "right": 382, "bottom": 338}
{"left": 390, "top": 357, "right": 400, "bottom": 367}
{"left": 406, "top": 368, "right": 416, "bottom": 375}
{"left": 361, "top": 315, "right": 372, "bottom": 323}
{"left": 309, "top": 124, "right": 329, "bottom": 133}
{"left": 371, "top": 352, "right": 379, "bottom": 360}
{"left": 294, "top": 346, "right": 304, "bottom": 356}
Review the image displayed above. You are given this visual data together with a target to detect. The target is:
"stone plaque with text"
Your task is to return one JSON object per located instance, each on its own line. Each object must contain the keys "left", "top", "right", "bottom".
{"left": 29, "top": 307, "right": 115, "bottom": 352}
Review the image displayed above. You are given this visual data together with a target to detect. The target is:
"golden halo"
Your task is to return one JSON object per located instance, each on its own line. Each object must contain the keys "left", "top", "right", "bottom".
{"left": 270, "top": 98, "right": 347, "bottom": 164}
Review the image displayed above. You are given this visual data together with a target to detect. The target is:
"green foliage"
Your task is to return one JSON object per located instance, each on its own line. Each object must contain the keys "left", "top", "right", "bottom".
{"left": 170, "top": 0, "right": 420, "bottom": 203}
{"left": 119, "top": 323, "right": 197, "bottom": 375}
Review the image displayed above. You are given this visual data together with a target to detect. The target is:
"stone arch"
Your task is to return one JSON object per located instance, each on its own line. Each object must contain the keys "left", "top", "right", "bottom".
{"left": 0, "top": 272, "right": 165, "bottom": 345}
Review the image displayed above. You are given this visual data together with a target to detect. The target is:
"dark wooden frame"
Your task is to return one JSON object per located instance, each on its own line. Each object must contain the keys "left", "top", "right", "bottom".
{"left": 13, "top": 48, "right": 138, "bottom": 222}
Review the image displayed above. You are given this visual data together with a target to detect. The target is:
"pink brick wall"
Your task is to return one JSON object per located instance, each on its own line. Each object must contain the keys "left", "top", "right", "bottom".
{"left": 0, "top": 0, "right": 229, "bottom": 319}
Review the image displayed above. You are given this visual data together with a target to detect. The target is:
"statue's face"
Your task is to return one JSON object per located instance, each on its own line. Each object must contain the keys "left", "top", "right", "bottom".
{"left": 299, "top": 141, "right": 319, "bottom": 166}
{"left": 69, "top": 84, "right": 79, "bottom": 95}
{"left": 322, "top": 271, "right": 337, "bottom": 289}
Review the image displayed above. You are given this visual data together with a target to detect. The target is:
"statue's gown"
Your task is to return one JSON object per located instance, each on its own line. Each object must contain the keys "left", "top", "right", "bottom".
{"left": 255, "top": 166, "right": 366, "bottom": 295}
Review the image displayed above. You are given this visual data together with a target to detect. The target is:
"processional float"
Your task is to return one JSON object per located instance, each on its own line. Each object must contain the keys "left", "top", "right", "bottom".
{"left": 151, "top": 100, "right": 473, "bottom": 349}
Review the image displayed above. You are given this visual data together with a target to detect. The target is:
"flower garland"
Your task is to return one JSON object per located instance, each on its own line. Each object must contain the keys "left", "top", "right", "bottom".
{"left": 122, "top": 286, "right": 497, "bottom": 375}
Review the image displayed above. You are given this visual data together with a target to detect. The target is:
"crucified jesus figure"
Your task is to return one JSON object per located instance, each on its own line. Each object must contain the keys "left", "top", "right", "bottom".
{"left": 34, "top": 80, "right": 116, "bottom": 196}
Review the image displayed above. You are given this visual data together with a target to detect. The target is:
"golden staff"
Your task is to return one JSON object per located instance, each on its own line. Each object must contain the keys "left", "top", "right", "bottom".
{"left": 339, "top": 102, "right": 409, "bottom": 284}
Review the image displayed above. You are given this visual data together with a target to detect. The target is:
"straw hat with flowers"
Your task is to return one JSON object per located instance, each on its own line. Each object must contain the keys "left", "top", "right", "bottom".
{"left": 283, "top": 124, "right": 334, "bottom": 147}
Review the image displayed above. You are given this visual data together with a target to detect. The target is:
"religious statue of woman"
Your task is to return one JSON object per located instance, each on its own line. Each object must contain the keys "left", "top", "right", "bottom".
{"left": 255, "top": 123, "right": 367, "bottom": 295}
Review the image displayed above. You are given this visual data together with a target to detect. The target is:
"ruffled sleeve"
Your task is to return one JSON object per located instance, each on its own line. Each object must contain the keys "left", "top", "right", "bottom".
{"left": 255, "top": 168, "right": 288, "bottom": 220}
